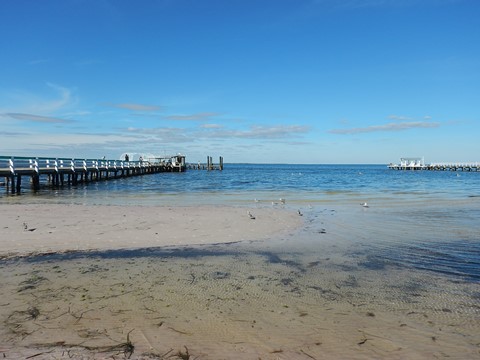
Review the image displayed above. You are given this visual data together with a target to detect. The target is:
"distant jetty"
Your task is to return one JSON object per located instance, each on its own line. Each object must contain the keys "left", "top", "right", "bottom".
{"left": 388, "top": 157, "right": 479, "bottom": 171}
{"left": 0, "top": 154, "right": 223, "bottom": 194}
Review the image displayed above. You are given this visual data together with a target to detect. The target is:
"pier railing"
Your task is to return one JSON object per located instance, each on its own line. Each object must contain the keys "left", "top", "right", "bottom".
{"left": 388, "top": 161, "right": 479, "bottom": 171}
{"left": 0, "top": 156, "right": 182, "bottom": 194}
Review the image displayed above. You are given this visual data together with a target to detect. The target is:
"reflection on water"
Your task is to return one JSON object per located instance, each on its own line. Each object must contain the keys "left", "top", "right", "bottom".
{"left": 1, "top": 202, "right": 479, "bottom": 359}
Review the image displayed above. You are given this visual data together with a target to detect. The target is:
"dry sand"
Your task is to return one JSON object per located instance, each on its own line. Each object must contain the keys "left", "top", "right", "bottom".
{"left": 0, "top": 204, "right": 302, "bottom": 258}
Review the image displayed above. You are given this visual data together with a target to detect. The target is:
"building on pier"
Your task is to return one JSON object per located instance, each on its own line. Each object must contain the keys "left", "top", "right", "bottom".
{"left": 388, "top": 157, "right": 425, "bottom": 170}
{"left": 144, "top": 154, "right": 186, "bottom": 172}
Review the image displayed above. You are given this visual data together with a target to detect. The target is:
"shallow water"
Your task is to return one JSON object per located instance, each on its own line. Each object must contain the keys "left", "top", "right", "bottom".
{"left": 1, "top": 164, "right": 480, "bottom": 358}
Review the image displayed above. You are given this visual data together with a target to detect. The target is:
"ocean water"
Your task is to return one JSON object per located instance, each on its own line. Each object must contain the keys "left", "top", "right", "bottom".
{"left": 3, "top": 163, "right": 480, "bottom": 204}
{"left": 1, "top": 164, "right": 480, "bottom": 358}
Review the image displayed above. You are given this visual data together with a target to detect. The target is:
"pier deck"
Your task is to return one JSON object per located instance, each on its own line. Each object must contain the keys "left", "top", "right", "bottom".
{"left": 388, "top": 158, "right": 479, "bottom": 171}
{"left": 0, "top": 156, "right": 185, "bottom": 194}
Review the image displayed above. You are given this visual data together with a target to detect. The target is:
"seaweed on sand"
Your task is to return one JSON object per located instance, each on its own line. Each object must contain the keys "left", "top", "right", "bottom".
{"left": 27, "top": 329, "right": 136, "bottom": 359}
{"left": 5, "top": 306, "right": 41, "bottom": 338}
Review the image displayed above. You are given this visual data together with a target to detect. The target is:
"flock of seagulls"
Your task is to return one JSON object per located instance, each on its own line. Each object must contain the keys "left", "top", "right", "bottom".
{"left": 248, "top": 197, "right": 371, "bottom": 220}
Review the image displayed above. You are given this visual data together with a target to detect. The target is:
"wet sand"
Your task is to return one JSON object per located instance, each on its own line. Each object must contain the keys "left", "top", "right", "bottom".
{"left": 0, "top": 204, "right": 301, "bottom": 258}
{"left": 1, "top": 203, "right": 479, "bottom": 359}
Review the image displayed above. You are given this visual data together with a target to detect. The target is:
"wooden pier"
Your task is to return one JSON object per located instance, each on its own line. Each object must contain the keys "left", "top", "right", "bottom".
{"left": 186, "top": 156, "right": 224, "bottom": 171}
{"left": 388, "top": 158, "right": 480, "bottom": 171}
{"left": 0, "top": 154, "right": 187, "bottom": 194}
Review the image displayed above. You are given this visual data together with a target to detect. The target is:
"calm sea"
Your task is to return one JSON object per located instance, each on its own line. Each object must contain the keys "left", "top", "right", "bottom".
{"left": 3, "top": 163, "right": 480, "bottom": 205}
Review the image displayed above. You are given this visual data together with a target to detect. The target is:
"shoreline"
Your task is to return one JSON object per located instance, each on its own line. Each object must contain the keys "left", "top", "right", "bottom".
{"left": 0, "top": 204, "right": 303, "bottom": 259}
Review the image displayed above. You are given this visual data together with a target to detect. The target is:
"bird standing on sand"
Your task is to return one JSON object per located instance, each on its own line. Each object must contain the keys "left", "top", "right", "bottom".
{"left": 247, "top": 210, "right": 256, "bottom": 220}
{"left": 298, "top": 210, "right": 303, "bottom": 216}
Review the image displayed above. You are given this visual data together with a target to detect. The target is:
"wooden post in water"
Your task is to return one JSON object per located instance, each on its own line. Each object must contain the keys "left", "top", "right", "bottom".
{"left": 32, "top": 174, "right": 40, "bottom": 191}
{"left": 16, "top": 175, "right": 21, "bottom": 193}
{"left": 219, "top": 156, "right": 223, "bottom": 171}
{"left": 9, "top": 175, "right": 15, "bottom": 194}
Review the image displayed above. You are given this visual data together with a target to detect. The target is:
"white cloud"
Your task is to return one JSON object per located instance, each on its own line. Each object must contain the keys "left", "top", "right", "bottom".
{"left": 110, "top": 103, "right": 162, "bottom": 111}
{"left": 200, "top": 124, "right": 223, "bottom": 129}
{"left": 126, "top": 126, "right": 192, "bottom": 143}
{"left": 165, "top": 112, "right": 220, "bottom": 121}
{"left": 329, "top": 121, "right": 440, "bottom": 134}
{"left": 0, "top": 83, "right": 76, "bottom": 115}
{"left": 41, "top": 83, "right": 76, "bottom": 113}
{"left": 388, "top": 114, "right": 412, "bottom": 121}
{"left": 1, "top": 113, "right": 74, "bottom": 123}
{"left": 0, "top": 131, "right": 140, "bottom": 155}
{"left": 204, "top": 125, "right": 311, "bottom": 139}
{"left": 124, "top": 123, "right": 311, "bottom": 142}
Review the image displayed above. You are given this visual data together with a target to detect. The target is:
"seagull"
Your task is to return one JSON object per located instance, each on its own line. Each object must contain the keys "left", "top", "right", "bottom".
{"left": 279, "top": 198, "right": 286, "bottom": 204}
{"left": 298, "top": 210, "right": 303, "bottom": 216}
{"left": 360, "top": 202, "right": 369, "bottom": 208}
{"left": 247, "top": 210, "right": 256, "bottom": 220}
{"left": 254, "top": 198, "right": 259, "bottom": 203}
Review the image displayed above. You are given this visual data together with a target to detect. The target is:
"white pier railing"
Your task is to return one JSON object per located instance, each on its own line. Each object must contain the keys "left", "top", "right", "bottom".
{"left": 388, "top": 160, "right": 479, "bottom": 171}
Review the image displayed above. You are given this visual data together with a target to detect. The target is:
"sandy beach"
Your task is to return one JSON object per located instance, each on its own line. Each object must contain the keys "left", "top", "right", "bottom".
{"left": 0, "top": 204, "right": 302, "bottom": 258}
{"left": 1, "top": 203, "right": 479, "bottom": 359}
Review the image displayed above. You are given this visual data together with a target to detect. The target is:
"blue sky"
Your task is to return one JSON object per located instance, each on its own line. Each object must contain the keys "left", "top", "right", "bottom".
{"left": 0, "top": 0, "right": 479, "bottom": 164}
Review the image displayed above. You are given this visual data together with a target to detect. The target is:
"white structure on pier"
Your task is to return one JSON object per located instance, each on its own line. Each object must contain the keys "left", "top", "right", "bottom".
{"left": 388, "top": 157, "right": 479, "bottom": 171}
{"left": 388, "top": 157, "right": 425, "bottom": 170}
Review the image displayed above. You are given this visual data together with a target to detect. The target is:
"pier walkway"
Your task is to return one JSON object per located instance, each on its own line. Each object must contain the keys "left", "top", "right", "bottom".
{"left": 0, "top": 155, "right": 186, "bottom": 194}
{"left": 388, "top": 158, "right": 480, "bottom": 171}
